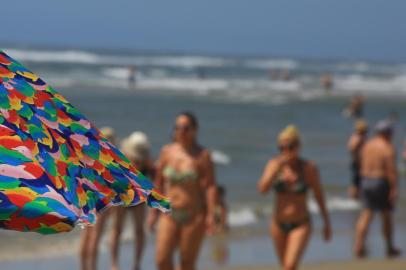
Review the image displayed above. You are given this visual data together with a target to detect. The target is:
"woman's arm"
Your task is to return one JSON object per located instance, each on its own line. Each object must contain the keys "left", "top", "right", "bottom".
{"left": 307, "top": 162, "right": 332, "bottom": 242}
{"left": 147, "top": 146, "right": 168, "bottom": 231}
{"left": 201, "top": 149, "right": 217, "bottom": 234}
{"left": 347, "top": 134, "right": 360, "bottom": 153}
{"left": 257, "top": 159, "right": 281, "bottom": 195}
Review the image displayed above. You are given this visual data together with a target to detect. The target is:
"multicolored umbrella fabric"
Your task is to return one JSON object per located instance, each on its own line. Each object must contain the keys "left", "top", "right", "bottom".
{"left": 0, "top": 50, "right": 170, "bottom": 234}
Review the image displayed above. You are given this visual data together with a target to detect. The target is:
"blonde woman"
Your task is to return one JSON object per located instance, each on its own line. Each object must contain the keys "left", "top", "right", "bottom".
{"left": 257, "top": 125, "right": 332, "bottom": 270}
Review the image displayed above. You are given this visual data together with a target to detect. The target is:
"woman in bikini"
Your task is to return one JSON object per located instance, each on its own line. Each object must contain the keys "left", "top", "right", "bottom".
{"left": 148, "top": 111, "right": 217, "bottom": 270}
{"left": 257, "top": 125, "right": 332, "bottom": 270}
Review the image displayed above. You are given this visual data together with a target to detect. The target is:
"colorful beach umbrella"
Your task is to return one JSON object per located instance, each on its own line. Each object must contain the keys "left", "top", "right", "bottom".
{"left": 0, "top": 50, "right": 170, "bottom": 234}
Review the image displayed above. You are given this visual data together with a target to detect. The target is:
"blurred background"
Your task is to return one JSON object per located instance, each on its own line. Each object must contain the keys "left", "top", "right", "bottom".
{"left": 1, "top": 1, "right": 406, "bottom": 269}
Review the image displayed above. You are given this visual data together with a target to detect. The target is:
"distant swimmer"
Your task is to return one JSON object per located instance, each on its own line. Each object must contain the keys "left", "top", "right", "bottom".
{"left": 343, "top": 95, "right": 364, "bottom": 119}
{"left": 320, "top": 73, "right": 333, "bottom": 93}
{"left": 268, "top": 68, "right": 278, "bottom": 80}
{"left": 387, "top": 111, "right": 399, "bottom": 125}
{"left": 281, "top": 69, "right": 291, "bottom": 81}
{"left": 128, "top": 65, "right": 137, "bottom": 89}
{"left": 268, "top": 69, "right": 291, "bottom": 81}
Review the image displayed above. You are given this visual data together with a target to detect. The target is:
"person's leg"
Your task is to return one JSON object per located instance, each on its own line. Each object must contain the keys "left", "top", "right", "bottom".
{"left": 381, "top": 210, "right": 401, "bottom": 257}
{"left": 270, "top": 219, "right": 288, "bottom": 266}
{"left": 111, "top": 207, "right": 126, "bottom": 270}
{"left": 132, "top": 205, "right": 146, "bottom": 270}
{"left": 89, "top": 210, "right": 110, "bottom": 270}
{"left": 156, "top": 215, "right": 179, "bottom": 270}
{"left": 282, "top": 223, "right": 312, "bottom": 270}
{"left": 80, "top": 228, "right": 92, "bottom": 270}
{"left": 179, "top": 213, "right": 206, "bottom": 270}
{"left": 354, "top": 209, "right": 374, "bottom": 257}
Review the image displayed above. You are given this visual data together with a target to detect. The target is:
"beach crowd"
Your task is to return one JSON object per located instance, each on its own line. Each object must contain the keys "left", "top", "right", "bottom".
{"left": 79, "top": 91, "right": 402, "bottom": 270}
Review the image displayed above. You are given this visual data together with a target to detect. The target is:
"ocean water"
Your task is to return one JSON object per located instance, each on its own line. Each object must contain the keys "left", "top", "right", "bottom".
{"left": 1, "top": 47, "right": 406, "bottom": 268}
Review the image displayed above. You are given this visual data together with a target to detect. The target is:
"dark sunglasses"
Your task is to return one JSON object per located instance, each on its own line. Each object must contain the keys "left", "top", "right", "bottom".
{"left": 174, "top": 125, "right": 192, "bottom": 132}
{"left": 278, "top": 143, "right": 297, "bottom": 152}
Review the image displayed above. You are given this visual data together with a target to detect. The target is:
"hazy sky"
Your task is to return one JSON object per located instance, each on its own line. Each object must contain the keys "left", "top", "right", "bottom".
{"left": 3, "top": 1, "right": 406, "bottom": 61}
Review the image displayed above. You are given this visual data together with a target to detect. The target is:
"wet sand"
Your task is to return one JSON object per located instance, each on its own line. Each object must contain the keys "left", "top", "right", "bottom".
{"left": 215, "top": 259, "right": 406, "bottom": 270}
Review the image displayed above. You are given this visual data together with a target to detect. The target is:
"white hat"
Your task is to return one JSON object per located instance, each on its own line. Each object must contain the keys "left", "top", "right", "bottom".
{"left": 374, "top": 119, "right": 394, "bottom": 134}
{"left": 121, "top": 131, "right": 150, "bottom": 161}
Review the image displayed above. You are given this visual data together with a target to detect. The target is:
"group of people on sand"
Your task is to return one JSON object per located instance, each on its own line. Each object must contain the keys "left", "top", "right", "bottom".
{"left": 80, "top": 103, "right": 402, "bottom": 270}
{"left": 79, "top": 112, "right": 228, "bottom": 270}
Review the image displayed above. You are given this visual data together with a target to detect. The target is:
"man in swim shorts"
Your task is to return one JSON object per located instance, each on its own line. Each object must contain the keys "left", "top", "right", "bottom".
{"left": 353, "top": 120, "right": 401, "bottom": 258}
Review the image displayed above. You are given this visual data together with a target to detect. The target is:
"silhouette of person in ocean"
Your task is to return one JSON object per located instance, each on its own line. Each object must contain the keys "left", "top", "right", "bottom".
{"left": 128, "top": 65, "right": 137, "bottom": 89}
{"left": 320, "top": 73, "right": 333, "bottom": 93}
{"left": 280, "top": 69, "right": 291, "bottom": 81}
{"left": 343, "top": 95, "right": 364, "bottom": 119}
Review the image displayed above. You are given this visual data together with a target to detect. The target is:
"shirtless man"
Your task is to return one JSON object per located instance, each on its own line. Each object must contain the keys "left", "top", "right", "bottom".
{"left": 353, "top": 120, "right": 401, "bottom": 258}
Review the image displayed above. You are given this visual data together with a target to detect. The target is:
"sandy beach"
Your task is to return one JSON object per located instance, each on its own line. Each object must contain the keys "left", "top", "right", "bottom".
{"left": 216, "top": 259, "right": 406, "bottom": 270}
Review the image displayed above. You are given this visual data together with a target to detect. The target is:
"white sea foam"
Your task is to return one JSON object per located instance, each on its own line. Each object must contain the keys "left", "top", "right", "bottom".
{"left": 211, "top": 150, "right": 231, "bottom": 166}
{"left": 308, "top": 196, "right": 360, "bottom": 214}
{"left": 3, "top": 48, "right": 233, "bottom": 68}
{"left": 244, "top": 59, "right": 298, "bottom": 69}
{"left": 4, "top": 48, "right": 101, "bottom": 64}
{"left": 130, "top": 55, "right": 232, "bottom": 68}
{"left": 227, "top": 196, "right": 360, "bottom": 227}
{"left": 139, "top": 78, "right": 229, "bottom": 93}
{"left": 228, "top": 208, "right": 258, "bottom": 227}
{"left": 6, "top": 47, "right": 406, "bottom": 104}
{"left": 103, "top": 67, "right": 132, "bottom": 79}
{"left": 335, "top": 74, "right": 406, "bottom": 93}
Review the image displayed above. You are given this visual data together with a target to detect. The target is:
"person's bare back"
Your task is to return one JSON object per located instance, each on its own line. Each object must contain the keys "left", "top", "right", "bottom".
{"left": 361, "top": 137, "right": 394, "bottom": 180}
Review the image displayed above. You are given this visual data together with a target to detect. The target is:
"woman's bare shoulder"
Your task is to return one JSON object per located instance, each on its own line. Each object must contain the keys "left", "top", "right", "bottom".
{"left": 197, "top": 145, "right": 211, "bottom": 161}
{"left": 302, "top": 159, "right": 318, "bottom": 173}
{"left": 160, "top": 143, "right": 176, "bottom": 156}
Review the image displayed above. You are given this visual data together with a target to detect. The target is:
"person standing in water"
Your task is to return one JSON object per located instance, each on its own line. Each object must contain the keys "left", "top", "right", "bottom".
{"left": 128, "top": 65, "right": 137, "bottom": 89}
{"left": 320, "top": 73, "right": 333, "bottom": 93}
{"left": 80, "top": 127, "right": 116, "bottom": 270}
{"left": 257, "top": 125, "right": 331, "bottom": 270}
{"left": 343, "top": 95, "right": 365, "bottom": 119}
{"left": 354, "top": 120, "right": 401, "bottom": 258}
{"left": 347, "top": 120, "right": 369, "bottom": 199}
{"left": 111, "top": 132, "right": 155, "bottom": 270}
{"left": 148, "top": 112, "right": 217, "bottom": 270}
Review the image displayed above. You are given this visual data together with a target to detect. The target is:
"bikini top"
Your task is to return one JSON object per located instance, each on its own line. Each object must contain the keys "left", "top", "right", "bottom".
{"left": 273, "top": 160, "right": 308, "bottom": 194}
{"left": 163, "top": 166, "right": 199, "bottom": 184}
